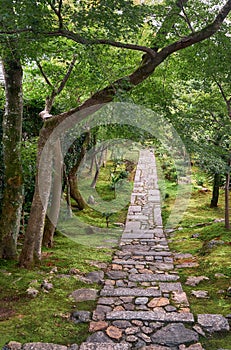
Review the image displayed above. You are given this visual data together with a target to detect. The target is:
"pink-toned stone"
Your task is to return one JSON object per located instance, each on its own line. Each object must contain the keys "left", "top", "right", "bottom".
{"left": 139, "top": 269, "right": 153, "bottom": 274}
{"left": 106, "top": 325, "right": 123, "bottom": 340}
{"left": 148, "top": 297, "right": 170, "bottom": 308}
{"left": 179, "top": 343, "right": 205, "bottom": 350}
{"left": 112, "top": 264, "right": 123, "bottom": 270}
{"left": 113, "top": 305, "right": 125, "bottom": 311}
{"left": 89, "top": 321, "right": 108, "bottom": 332}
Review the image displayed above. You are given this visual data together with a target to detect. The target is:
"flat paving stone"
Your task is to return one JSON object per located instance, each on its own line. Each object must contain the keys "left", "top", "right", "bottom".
{"left": 106, "top": 311, "right": 194, "bottom": 323}
{"left": 100, "top": 287, "right": 161, "bottom": 297}
{"left": 151, "top": 323, "right": 198, "bottom": 346}
{"left": 129, "top": 273, "right": 179, "bottom": 282}
{"left": 80, "top": 344, "right": 131, "bottom": 350}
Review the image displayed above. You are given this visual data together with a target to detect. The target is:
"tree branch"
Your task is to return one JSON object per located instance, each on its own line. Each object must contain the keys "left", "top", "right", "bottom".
{"left": 48, "top": 0, "right": 63, "bottom": 30}
{"left": 56, "top": 54, "right": 77, "bottom": 95}
{"left": 36, "top": 61, "right": 53, "bottom": 88}
{"left": 158, "top": 0, "right": 231, "bottom": 61}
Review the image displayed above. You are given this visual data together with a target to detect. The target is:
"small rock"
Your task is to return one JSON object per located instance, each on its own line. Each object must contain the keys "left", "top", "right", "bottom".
{"left": 71, "top": 311, "right": 91, "bottom": 323}
{"left": 185, "top": 276, "right": 209, "bottom": 286}
{"left": 191, "top": 290, "right": 209, "bottom": 299}
{"left": 197, "top": 314, "right": 230, "bottom": 333}
{"left": 106, "top": 325, "right": 123, "bottom": 340}
{"left": 41, "top": 280, "right": 53, "bottom": 291}
{"left": 67, "top": 345, "right": 79, "bottom": 350}
{"left": 148, "top": 297, "right": 169, "bottom": 308}
{"left": 227, "top": 286, "right": 231, "bottom": 296}
{"left": 179, "top": 343, "right": 205, "bottom": 350}
{"left": 89, "top": 321, "right": 108, "bottom": 332}
{"left": 4, "top": 341, "right": 22, "bottom": 350}
{"left": 112, "top": 320, "right": 132, "bottom": 328}
{"left": 50, "top": 267, "right": 58, "bottom": 274}
{"left": 164, "top": 305, "right": 177, "bottom": 312}
{"left": 125, "top": 327, "right": 139, "bottom": 335}
{"left": 86, "top": 271, "right": 104, "bottom": 284}
{"left": 215, "top": 273, "right": 228, "bottom": 278}
{"left": 193, "top": 325, "right": 206, "bottom": 337}
{"left": 135, "top": 297, "right": 149, "bottom": 305}
{"left": 70, "top": 289, "right": 98, "bottom": 302}
{"left": 69, "top": 268, "right": 81, "bottom": 275}
{"left": 126, "top": 335, "right": 138, "bottom": 342}
{"left": 87, "top": 195, "right": 95, "bottom": 205}
{"left": 26, "top": 287, "right": 39, "bottom": 298}
{"left": 86, "top": 331, "right": 113, "bottom": 343}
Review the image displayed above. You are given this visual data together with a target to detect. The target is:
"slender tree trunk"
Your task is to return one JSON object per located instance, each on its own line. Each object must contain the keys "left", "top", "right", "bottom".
{"left": 91, "top": 148, "right": 105, "bottom": 188}
{"left": 225, "top": 161, "right": 230, "bottom": 230}
{"left": 69, "top": 173, "right": 86, "bottom": 210}
{"left": 42, "top": 140, "right": 63, "bottom": 248}
{"left": 210, "top": 173, "right": 220, "bottom": 208}
{"left": 68, "top": 131, "right": 90, "bottom": 210}
{"left": 63, "top": 165, "right": 72, "bottom": 218}
{"left": 0, "top": 51, "right": 23, "bottom": 260}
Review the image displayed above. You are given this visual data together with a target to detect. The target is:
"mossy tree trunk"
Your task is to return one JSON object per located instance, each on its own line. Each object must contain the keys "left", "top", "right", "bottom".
{"left": 0, "top": 51, "right": 23, "bottom": 260}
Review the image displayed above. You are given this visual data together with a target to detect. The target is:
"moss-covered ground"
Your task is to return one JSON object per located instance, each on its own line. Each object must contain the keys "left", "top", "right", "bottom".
{"left": 161, "top": 167, "right": 231, "bottom": 350}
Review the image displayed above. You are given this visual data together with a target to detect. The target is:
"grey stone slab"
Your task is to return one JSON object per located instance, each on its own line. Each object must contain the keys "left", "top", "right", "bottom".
{"left": 100, "top": 287, "right": 161, "bottom": 297}
{"left": 80, "top": 345, "right": 131, "bottom": 350}
{"left": 197, "top": 314, "right": 230, "bottom": 333}
{"left": 122, "top": 233, "right": 154, "bottom": 239}
{"left": 106, "top": 311, "right": 194, "bottom": 323}
{"left": 151, "top": 323, "right": 198, "bottom": 346}
{"left": 129, "top": 274, "right": 179, "bottom": 282}
{"left": 134, "top": 251, "right": 172, "bottom": 257}
{"left": 124, "top": 222, "right": 141, "bottom": 232}
{"left": 159, "top": 283, "right": 183, "bottom": 293}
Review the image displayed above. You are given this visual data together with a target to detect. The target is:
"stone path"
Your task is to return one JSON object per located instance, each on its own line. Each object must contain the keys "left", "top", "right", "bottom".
{"left": 5, "top": 150, "right": 230, "bottom": 350}
{"left": 79, "top": 150, "right": 203, "bottom": 350}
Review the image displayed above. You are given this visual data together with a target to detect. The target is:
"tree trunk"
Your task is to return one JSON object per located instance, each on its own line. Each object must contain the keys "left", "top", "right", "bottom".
{"left": 91, "top": 148, "right": 105, "bottom": 188}
{"left": 69, "top": 173, "right": 86, "bottom": 210}
{"left": 0, "top": 51, "right": 23, "bottom": 260}
{"left": 210, "top": 173, "right": 220, "bottom": 208}
{"left": 19, "top": 126, "right": 53, "bottom": 267}
{"left": 68, "top": 131, "right": 90, "bottom": 210}
{"left": 225, "top": 163, "right": 230, "bottom": 230}
{"left": 42, "top": 140, "right": 63, "bottom": 248}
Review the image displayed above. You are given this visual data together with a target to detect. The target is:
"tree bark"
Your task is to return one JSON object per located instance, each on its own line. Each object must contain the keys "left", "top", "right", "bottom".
{"left": 210, "top": 173, "right": 220, "bottom": 208}
{"left": 0, "top": 50, "right": 23, "bottom": 260}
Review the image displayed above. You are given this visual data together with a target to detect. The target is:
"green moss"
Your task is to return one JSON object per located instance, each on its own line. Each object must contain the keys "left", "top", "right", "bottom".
{"left": 0, "top": 234, "right": 112, "bottom": 348}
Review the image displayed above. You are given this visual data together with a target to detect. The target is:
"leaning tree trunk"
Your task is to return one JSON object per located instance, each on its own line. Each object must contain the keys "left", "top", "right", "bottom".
{"left": 210, "top": 173, "right": 220, "bottom": 208}
{"left": 42, "top": 140, "right": 63, "bottom": 248}
{"left": 0, "top": 52, "right": 23, "bottom": 260}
